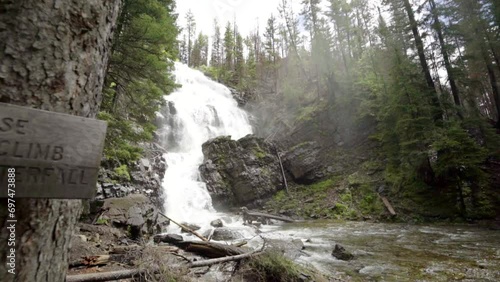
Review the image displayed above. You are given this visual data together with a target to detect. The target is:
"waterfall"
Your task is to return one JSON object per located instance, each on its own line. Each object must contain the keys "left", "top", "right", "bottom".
{"left": 159, "top": 63, "right": 253, "bottom": 230}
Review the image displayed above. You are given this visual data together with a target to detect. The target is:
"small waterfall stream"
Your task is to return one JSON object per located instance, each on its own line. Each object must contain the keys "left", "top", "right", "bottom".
{"left": 159, "top": 63, "right": 252, "bottom": 231}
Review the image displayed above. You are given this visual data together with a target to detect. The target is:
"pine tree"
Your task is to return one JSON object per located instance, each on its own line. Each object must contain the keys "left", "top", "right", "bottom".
{"left": 185, "top": 10, "right": 196, "bottom": 66}
{"left": 264, "top": 14, "right": 278, "bottom": 65}
{"left": 429, "top": 0, "right": 462, "bottom": 114}
{"left": 279, "top": 0, "right": 307, "bottom": 77}
{"left": 453, "top": 0, "right": 500, "bottom": 127}
{"left": 179, "top": 33, "right": 188, "bottom": 64}
{"left": 100, "top": 0, "right": 179, "bottom": 165}
{"left": 191, "top": 32, "right": 209, "bottom": 67}
{"left": 211, "top": 19, "right": 222, "bottom": 67}
{"left": 401, "top": 0, "right": 443, "bottom": 122}
{"left": 223, "top": 21, "right": 235, "bottom": 74}
{"left": 235, "top": 32, "right": 245, "bottom": 84}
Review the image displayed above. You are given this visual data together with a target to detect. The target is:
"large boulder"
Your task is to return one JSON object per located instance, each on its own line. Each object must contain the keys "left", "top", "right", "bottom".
{"left": 99, "top": 194, "right": 169, "bottom": 239}
{"left": 199, "top": 135, "right": 283, "bottom": 209}
{"left": 212, "top": 227, "right": 244, "bottom": 241}
{"left": 283, "top": 141, "right": 325, "bottom": 184}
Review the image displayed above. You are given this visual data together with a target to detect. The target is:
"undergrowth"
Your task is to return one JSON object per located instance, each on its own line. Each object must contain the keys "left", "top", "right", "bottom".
{"left": 236, "top": 251, "right": 328, "bottom": 282}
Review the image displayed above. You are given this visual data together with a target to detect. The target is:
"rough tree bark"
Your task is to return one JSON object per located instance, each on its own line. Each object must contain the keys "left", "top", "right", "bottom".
{"left": 0, "top": 0, "right": 121, "bottom": 281}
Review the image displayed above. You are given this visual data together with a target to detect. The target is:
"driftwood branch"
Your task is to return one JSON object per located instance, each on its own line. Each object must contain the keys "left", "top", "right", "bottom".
{"left": 378, "top": 194, "right": 397, "bottom": 215}
{"left": 157, "top": 211, "right": 208, "bottom": 241}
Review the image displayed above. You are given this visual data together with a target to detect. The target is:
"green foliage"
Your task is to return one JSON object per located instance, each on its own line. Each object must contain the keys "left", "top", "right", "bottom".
{"left": 190, "top": 32, "right": 209, "bottom": 68}
{"left": 297, "top": 105, "right": 317, "bottom": 121}
{"left": 340, "top": 191, "right": 353, "bottom": 202}
{"left": 192, "top": 0, "right": 500, "bottom": 220}
{"left": 306, "top": 178, "right": 336, "bottom": 194}
{"left": 114, "top": 165, "right": 131, "bottom": 182}
{"left": 333, "top": 203, "right": 348, "bottom": 213}
{"left": 251, "top": 145, "right": 268, "bottom": 160}
{"left": 273, "top": 190, "right": 287, "bottom": 202}
{"left": 97, "top": 112, "right": 144, "bottom": 164}
{"left": 431, "top": 122, "right": 488, "bottom": 180}
{"left": 244, "top": 252, "right": 303, "bottom": 282}
{"left": 100, "top": 0, "right": 178, "bottom": 167}
{"left": 95, "top": 218, "right": 109, "bottom": 225}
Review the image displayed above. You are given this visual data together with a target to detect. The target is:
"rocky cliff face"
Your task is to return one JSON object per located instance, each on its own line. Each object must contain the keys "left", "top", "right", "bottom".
{"left": 96, "top": 142, "right": 167, "bottom": 208}
{"left": 199, "top": 135, "right": 284, "bottom": 209}
{"left": 84, "top": 140, "right": 168, "bottom": 238}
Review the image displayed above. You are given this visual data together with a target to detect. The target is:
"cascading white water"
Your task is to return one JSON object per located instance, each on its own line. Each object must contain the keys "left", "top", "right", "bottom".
{"left": 159, "top": 63, "right": 252, "bottom": 231}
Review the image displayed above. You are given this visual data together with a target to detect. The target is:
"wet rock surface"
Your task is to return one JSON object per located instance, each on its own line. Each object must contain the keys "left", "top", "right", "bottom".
{"left": 199, "top": 135, "right": 283, "bottom": 209}
{"left": 228, "top": 87, "right": 249, "bottom": 107}
{"left": 210, "top": 219, "right": 224, "bottom": 228}
{"left": 283, "top": 141, "right": 325, "bottom": 184}
{"left": 212, "top": 227, "right": 245, "bottom": 241}
{"left": 331, "top": 244, "right": 354, "bottom": 261}
{"left": 153, "top": 233, "right": 184, "bottom": 244}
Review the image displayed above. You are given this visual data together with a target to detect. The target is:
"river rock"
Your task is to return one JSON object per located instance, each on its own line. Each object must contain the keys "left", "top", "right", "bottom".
{"left": 212, "top": 227, "right": 244, "bottom": 241}
{"left": 210, "top": 219, "right": 224, "bottom": 228}
{"left": 199, "top": 135, "right": 283, "bottom": 209}
{"left": 181, "top": 223, "right": 201, "bottom": 233}
{"left": 283, "top": 141, "right": 325, "bottom": 184}
{"left": 154, "top": 233, "right": 184, "bottom": 244}
{"left": 331, "top": 244, "right": 354, "bottom": 261}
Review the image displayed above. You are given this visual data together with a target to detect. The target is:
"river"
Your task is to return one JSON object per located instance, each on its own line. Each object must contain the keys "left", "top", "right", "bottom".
{"left": 159, "top": 63, "right": 500, "bottom": 281}
{"left": 258, "top": 220, "right": 500, "bottom": 281}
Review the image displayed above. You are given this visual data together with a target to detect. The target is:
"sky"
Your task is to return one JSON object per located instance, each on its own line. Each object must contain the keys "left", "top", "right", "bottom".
{"left": 175, "top": 0, "right": 294, "bottom": 36}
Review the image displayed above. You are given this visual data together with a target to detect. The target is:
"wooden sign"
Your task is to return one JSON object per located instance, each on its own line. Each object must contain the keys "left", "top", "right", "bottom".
{"left": 0, "top": 103, "right": 107, "bottom": 199}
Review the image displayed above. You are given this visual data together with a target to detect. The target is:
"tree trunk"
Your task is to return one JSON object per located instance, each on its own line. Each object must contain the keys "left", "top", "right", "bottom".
{"left": 484, "top": 56, "right": 500, "bottom": 128}
{"left": 402, "top": 0, "right": 442, "bottom": 121}
{"left": 0, "top": 1, "right": 121, "bottom": 281}
{"left": 429, "top": 0, "right": 463, "bottom": 117}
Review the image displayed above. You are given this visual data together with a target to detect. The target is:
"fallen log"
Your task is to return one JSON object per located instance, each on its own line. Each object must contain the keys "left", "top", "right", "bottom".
{"left": 176, "top": 240, "right": 246, "bottom": 258}
{"left": 158, "top": 211, "right": 208, "bottom": 241}
{"left": 188, "top": 248, "right": 262, "bottom": 268}
{"left": 66, "top": 269, "right": 143, "bottom": 282}
{"left": 109, "top": 245, "right": 140, "bottom": 254}
{"left": 242, "top": 207, "right": 295, "bottom": 223}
